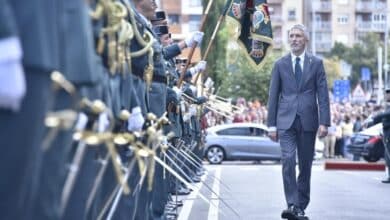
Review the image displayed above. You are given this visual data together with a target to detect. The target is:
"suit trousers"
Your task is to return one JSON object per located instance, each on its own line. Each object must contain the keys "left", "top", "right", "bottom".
{"left": 278, "top": 115, "right": 316, "bottom": 210}
{"left": 0, "top": 70, "right": 51, "bottom": 220}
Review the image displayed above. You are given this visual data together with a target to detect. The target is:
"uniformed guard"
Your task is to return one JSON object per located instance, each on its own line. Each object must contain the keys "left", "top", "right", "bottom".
{"left": 0, "top": 0, "right": 70, "bottom": 219}
{"left": 368, "top": 88, "right": 390, "bottom": 184}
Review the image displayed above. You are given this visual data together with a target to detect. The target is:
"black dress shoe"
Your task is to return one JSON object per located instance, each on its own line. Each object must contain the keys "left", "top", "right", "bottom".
{"left": 281, "top": 205, "right": 297, "bottom": 219}
{"left": 381, "top": 178, "right": 390, "bottom": 183}
{"left": 295, "top": 207, "right": 309, "bottom": 220}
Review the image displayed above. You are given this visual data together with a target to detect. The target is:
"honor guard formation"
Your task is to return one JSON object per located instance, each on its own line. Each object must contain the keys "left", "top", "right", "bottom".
{"left": 0, "top": 0, "right": 219, "bottom": 219}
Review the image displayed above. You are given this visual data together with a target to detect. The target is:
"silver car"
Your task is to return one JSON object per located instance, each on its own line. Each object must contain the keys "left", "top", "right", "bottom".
{"left": 204, "top": 123, "right": 282, "bottom": 164}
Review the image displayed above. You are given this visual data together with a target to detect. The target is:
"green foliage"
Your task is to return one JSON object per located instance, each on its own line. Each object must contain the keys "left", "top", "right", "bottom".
{"left": 326, "top": 33, "right": 383, "bottom": 86}
{"left": 218, "top": 47, "right": 279, "bottom": 103}
{"left": 323, "top": 57, "right": 341, "bottom": 89}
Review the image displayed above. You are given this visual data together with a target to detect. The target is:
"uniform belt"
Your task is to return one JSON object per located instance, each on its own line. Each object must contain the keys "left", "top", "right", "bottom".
{"left": 152, "top": 74, "right": 167, "bottom": 84}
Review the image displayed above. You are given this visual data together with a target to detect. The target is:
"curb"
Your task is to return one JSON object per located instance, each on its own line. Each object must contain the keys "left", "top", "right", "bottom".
{"left": 324, "top": 160, "right": 386, "bottom": 171}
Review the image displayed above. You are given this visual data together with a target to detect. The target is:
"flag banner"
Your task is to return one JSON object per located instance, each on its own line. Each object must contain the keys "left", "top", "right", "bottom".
{"left": 227, "top": 0, "right": 273, "bottom": 67}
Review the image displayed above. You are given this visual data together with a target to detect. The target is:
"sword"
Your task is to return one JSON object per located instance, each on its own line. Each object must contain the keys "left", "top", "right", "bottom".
{"left": 85, "top": 153, "right": 110, "bottom": 216}
{"left": 165, "top": 151, "right": 239, "bottom": 218}
{"left": 97, "top": 157, "right": 137, "bottom": 220}
{"left": 59, "top": 141, "right": 87, "bottom": 217}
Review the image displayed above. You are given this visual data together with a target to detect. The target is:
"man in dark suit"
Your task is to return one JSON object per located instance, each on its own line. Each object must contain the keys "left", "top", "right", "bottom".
{"left": 267, "top": 24, "right": 330, "bottom": 220}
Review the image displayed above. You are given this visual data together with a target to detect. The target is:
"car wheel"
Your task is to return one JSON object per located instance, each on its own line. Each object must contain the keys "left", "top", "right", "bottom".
{"left": 206, "top": 146, "right": 224, "bottom": 164}
{"left": 363, "top": 155, "right": 380, "bottom": 163}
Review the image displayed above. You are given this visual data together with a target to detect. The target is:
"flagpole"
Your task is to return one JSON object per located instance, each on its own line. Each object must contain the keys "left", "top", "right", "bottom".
{"left": 194, "top": 0, "right": 232, "bottom": 85}
{"left": 177, "top": 0, "right": 215, "bottom": 88}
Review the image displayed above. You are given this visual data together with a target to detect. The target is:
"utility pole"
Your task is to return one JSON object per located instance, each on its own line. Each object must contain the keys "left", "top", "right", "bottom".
{"left": 311, "top": 1, "right": 316, "bottom": 55}
{"left": 378, "top": 47, "right": 383, "bottom": 105}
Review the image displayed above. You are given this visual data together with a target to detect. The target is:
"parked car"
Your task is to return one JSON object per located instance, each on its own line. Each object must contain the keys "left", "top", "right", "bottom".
{"left": 347, "top": 123, "right": 385, "bottom": 162}
{"left": 204, "top": 123, "right": 282, "bottom": 164}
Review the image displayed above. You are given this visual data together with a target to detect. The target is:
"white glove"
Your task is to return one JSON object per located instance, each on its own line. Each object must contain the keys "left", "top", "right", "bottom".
{"left": 194, "top": 60, "right": 207, "bottom": 72}
{"left": 128, "top": 106, "right": 145, "bottom": 131}
{"left": 183, "top": 113, "right": 191, "bottom": 122}
{"left": 172, "top": 86, "right": 182, "bottom": 98}
{"left": 98, "top": 112, "right": 110, "bottom": 132}
{"left": 184, "top": 31, "right": 204, "bottom": 48}
{"left": 74, "top": 112, "right": 88, "bottom": 131}
{"left": 189, "top": 106, "right": 197, "bottom": 116}
{"left": 0, "top": 37, "right": 26, "bottom": 112}
{"left": 204, "top": 77, "right": 214, "bottom": 89}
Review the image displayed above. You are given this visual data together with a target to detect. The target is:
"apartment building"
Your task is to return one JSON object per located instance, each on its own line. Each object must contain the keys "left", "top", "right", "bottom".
{"left": 157, "top": 0, "right": 203, "bottom": 61}
{"left": 268, "top": 0, "right": 304, "bottom": 52}
{"left": 304, "top": 0, "right": 389, "bottom": 56}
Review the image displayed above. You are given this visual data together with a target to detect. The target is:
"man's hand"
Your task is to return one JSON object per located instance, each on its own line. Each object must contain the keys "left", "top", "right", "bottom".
{"left": 268, "top": 131, "right": 278, "bottom": 142}
{"left": 318, "top": 125, "right": 328, "bottom": 138}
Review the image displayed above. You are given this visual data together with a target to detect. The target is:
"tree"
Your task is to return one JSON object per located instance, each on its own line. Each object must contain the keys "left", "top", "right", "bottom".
{"left": 326, "top": 33, "right": 383, "bottom": 87}
{"left": 218, "top": 46, "right": 279, "bottom": 103}
{"left": 323, "top": 57, "right": 341, "bottom": 89}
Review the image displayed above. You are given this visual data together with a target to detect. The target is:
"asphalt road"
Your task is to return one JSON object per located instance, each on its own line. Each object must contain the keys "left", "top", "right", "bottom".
{"left": 175, "top": 161, "right": 390, "bottom": 220}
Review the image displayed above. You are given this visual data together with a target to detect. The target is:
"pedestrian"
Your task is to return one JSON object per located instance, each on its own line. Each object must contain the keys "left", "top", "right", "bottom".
{"left": 267, "top": 24, "right": 331, "bottom": 220}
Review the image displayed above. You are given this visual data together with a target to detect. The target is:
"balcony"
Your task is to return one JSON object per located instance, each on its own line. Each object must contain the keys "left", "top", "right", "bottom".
{"left": 356, "top": 1, "right": 387, "bottom": 12}
{"left": 315, "top": 41, "right": 332, "bottom": 52}
{"left": 313, "top": 21, "right": 332, "bottom": 31}
{"left": 312, "top": 1, "right": 332, "bottom": 13}
{"left": 356, "top": 22, "right": 386, "bottom": 32}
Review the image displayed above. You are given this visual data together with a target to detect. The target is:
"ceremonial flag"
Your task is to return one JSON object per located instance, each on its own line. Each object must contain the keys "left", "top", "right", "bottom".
{"left": 227, "top": 0, "right": 273, "bottom": 67}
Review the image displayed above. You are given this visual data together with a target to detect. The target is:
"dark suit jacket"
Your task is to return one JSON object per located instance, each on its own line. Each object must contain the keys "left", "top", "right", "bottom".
{"left": 267, "top": 52, "right": 331, "bottom": 131}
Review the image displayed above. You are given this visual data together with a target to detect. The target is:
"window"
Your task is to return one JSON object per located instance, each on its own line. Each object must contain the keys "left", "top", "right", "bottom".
{"left": 372, "top": 13, "right": 386, "bottom": 23}
{"left": 168, "top": 14, "right": 180, "bottom": 25}
{"left": 287, "top": 9, "right": 296, "bottom": 21}
{"left": 217, "top": 127, "right": 251, "bottom": 136}
{"left": 189, "top": 0, "right": 201, "bottom": 7}
{"left": 217, "top": 127, "right": 266, "bottom": 137}
{"left": 249, "top": 127, "right": 266, "bottom": 137}
{"left": 337, "top": 0, "right": 348, "bottom": 4}
{"left": 188, "top": 15, "right": 201, "bottom": 32}
{"left": 337, "top": 15, "right": 348, "bottom": 24}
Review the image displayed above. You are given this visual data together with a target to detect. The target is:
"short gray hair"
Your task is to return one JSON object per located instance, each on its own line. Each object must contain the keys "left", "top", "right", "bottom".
{"left": 289, "top": 24, "right": 310, "bottom": 40}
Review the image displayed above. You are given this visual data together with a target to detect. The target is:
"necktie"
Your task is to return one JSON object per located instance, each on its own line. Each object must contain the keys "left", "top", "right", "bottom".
{"left": 295, "top": 57, "right": 302, "bottom": 85}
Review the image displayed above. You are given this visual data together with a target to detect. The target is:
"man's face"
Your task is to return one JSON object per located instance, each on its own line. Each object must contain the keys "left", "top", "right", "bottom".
{"left": 160, "top": 34, "right": 171, "bottom": 46}
{"left": 288, "top": 28, "right": 307, "bottom": 55}
{"left": 136, "top": 0, "right": 157, "bottom": 20}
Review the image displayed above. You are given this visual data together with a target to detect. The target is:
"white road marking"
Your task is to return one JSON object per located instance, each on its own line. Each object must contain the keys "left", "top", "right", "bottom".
{"left": 177, "top": 174, "right": 207, "bottom": 220}
{"left": 208, "top": 167, "right": 222, "bottom": 220}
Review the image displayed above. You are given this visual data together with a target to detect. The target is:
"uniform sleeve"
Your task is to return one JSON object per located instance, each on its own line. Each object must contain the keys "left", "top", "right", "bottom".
{"left": 163, "top": 43, "right": 181, "bottom": 60}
